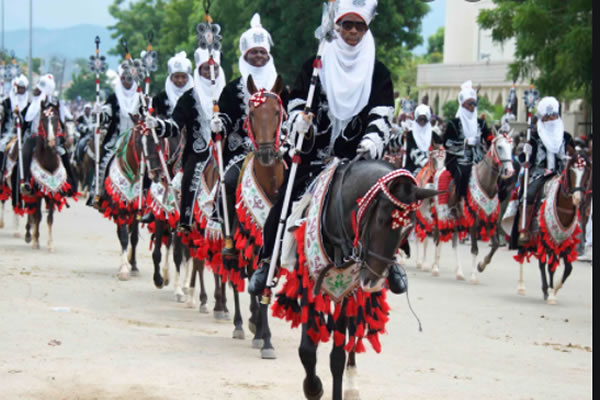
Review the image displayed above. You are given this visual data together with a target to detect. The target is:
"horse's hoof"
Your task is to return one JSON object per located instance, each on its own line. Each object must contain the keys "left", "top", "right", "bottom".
{"left": 431, "top": 268, "right": 440, "bottom": 277}
{"left": 252, "top": 338, "right": 264, "bottom": 349}
{"left": 248, "top": 320, "right": 257, "bottom": 335}
{"left": 118, "top": 265, "right": 130, "bottom": 281}
{"left": 303, "top": 376, "right": 324, "bottom": 400}
{"left": 477, "top": 262, "right": 486, "bottom": 273}
{"left": 223, "top": 311, "right": 231, "bottom": 320}
{"left": 48, "top": 247, "right": 55, "bottom": 254}
{"left": 344, "top": 388, "right": 361, "bottom": 400}
{"left": 517, "top": 286, "right": 526, "bottom": 296}
{"left": 261, "top": 348, "right": 277, "bottom": 359}
{"left": 416, "top": 262, "right": 423, "bottom": 270}
{"left": 456, "top": 272, "right": 465, "bottom": 281}
{"left": 163, "top": 278, "right": 169, "bottom": 287}
{"left": 199, "top": 304, "right": 209, "bottom": 314}
{"left": 470, "top": 277, "right": 479, "bottom": 285}
{"left": 130, "top": 268, "right": 140, "bottom": 277}
{"left": 232, "top": 328, "right": 245, "bottom": 340}
{"left": 24, "top": 233, "right": 31, "bottom": 243}
{"left": 175, "top": 293, "right": 186, "bottom": 303}
{"left": 547, "top": 294, "right": 557, "bottom": 305}
{"left": 214, "top": 310, "right": 227, "bottom": 320}
{"left": 32, "top": 242, "right": 40, "bottom": 250}
{"left": 185, "top": 300, "right": 196, "bottom": 309}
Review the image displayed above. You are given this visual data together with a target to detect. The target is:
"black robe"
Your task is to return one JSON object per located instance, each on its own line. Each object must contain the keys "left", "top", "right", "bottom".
{"left": 404, "top": 129, "right": 444, "bottom": 176}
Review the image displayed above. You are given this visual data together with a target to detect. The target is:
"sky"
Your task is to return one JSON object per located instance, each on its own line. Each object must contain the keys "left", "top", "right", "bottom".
{"left": 1, "top": 0, "right": 445, "bottom": 53}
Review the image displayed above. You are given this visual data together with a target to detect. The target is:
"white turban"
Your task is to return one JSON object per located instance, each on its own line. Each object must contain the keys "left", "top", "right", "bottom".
{"left": 413, "top": 104, "right": 433, "bottom": 152}
{"left": 12, "top": 74, "right": 29, "bottom": 90}
{"left": 193, "top": 47, "right": 226, "bottom": 118}
{"left": 536, "top": 96, "right": 560, "bottom": 118}
{"left": 457, "top": 80, "right": 477, "bottom": 105}
{"left": 335, "top": 0, "right": 378, "bottom": 25}
{"left": 239, "top": 13, "right": 273, "bottom": 56}
{"left": 168, "top": 51, "right": 193, "bottom": 76}
{"left": 37, "top": 74, "right": 56, "bottom": 98}
{"left": 194, "top": 47, "right": 221, "bottom": 66}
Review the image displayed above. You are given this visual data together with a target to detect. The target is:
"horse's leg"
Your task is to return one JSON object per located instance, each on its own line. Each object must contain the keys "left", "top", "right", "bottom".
{"left": 172, "top": 233, "right": 186, "bottom": 302}
{"left": 260, "top": 297, "right": 276, "bottom": 359}
{"left": 538, "top": 260, "right": 549, "bottom": 301}
{"left": 47, "top": 204, "right": 55, "bottom": 253}
{"left": 197, "top": 259, "right": 209, "bottom": 313}
{"left": 431, "top": 233, "right": 441, "bottom": 276}
{"left": 162, "top": 233, "right": 172, "bottom": 287}
{"left": 422, "top": 236, "right": 430, "bottom": 270}
{"left": 469, "top": 225, "right": 479, "bottom": 284}
{"left": 12, "top": 206, "right": 20, "bottom": 238}
{"left": 128, "top": 220, "right": 140, "bottom": 276}
{"left": 222, "top": 275, "right": 229, "bottom": 318}
{"left": 24, "top": 214, "right": 32, "bottom": 243}
{"left": 415, "top": 238, "right": 422, "bottom": 269}
{"left": 0, "top": 200, "right": 5, "bottom": 228}
{"left": 478, "top": 228, "right": 499, "bottom": 273}
{"left": 213, "top": 272, "right": 226, "bottom": 320}
{"left": 232, "top": 285, "right": 245, "bottom": 340}
{"left": 344, "top": 351, "right": 360, "bottom": 400}
{"left": 553, "top": 257, "right": 573, "bottom": 299}
{"left": 252, "top": 295, "right": 265, "bottom": 350}
{"left": 117, "top": 223, "right": 131, "bottom": 281}
{"left": 453, "top": 231, "right": 465, "bottom": 280}
{"left": 248, "top": 270, "right": 259, "bottom": 334}
{"left": 299, "top": 324, "right": 323, "bottom": 400}
{"left": 330, "top": 314, "right": 347, "bottom": 400}
{"left": 546, "top": 263, "right": 561, "bottom": 305}
{"left": 517, "top": 260, "right": 526, "bottom": 295}
{"left": 152, "top": 222, "right": 164, "bottom": 289}
{"left": 184, "top": 258, "right": 199, "bottom": 309}
{"left": 32, "top": 206, "right": 41, "bottom": 250}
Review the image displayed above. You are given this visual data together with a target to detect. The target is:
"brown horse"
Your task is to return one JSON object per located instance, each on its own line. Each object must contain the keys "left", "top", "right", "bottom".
{"left": 22, "top": 102, "right": 77, "bottom": 251}
{"left": 230, "top": 75, "right": 285, "bottom": 358}
{"left": 0, "top": 136, "right": 23, "bottom": 234}
{"left": 99, "top": 115, "right": 161, "bottom": 280}
{"left": 514, "top": 149, "right": 591, "bottom": 304}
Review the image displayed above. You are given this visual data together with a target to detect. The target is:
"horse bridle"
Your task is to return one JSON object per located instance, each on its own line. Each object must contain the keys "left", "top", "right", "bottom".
{"left": 243, "top": 89, "right": 287, "bottom": 163}
{"left": 560, "top": 153, "right": 588, "bottom": 196}
{"left": 482, "top": 135, "right": 512, "bottom": 174}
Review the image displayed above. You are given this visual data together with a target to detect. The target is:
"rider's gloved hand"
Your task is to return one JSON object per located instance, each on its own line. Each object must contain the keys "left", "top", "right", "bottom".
{"left": 466, "top": 136, "right": 478, "bottom": 146}
{"left": 294, "top": 112, "right": 312, "bottom": 137}
{"left": 211, "top": 115, "right": 224, "bottom": 134}
{"left": 145, "top": 115, "right": 158, "bottom": 130}
{"left": 358, "top": 138, "right": 378, "bottom": 159}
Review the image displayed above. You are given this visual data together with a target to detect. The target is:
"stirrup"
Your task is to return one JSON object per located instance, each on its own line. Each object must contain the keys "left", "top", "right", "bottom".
{"left": 20, "top": 182, "right": 32, "bottom": 196}
{"left": 177, "top": 223, "right": 192, "bottom": 234}
{"left": 518, "top": 231, "right": 530, "bottom": 245}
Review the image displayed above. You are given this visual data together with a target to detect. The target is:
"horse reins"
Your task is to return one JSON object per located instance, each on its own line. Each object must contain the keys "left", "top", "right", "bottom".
{"left": 243, "top": 88, "right": 287, "bottom": 156}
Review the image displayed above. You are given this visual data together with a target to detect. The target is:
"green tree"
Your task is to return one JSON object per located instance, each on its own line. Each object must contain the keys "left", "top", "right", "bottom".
{"left": 425, "top": 27, "right": 443, "bottom": 63}
{"left": 442, "top": 100, "right": 458, "bottom": 121}
{"left": 64, "top": 58, "right": 111, "bottom": 101}
{"left": 478, "top": 0, "right": 592, "bottom": 102}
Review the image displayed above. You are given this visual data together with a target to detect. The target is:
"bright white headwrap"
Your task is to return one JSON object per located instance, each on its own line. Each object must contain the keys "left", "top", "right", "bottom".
{"left": 413, "top": 104, "right": 432, "bottom": 152}
{"left": 536, "top": 96, "right": 564, "bottom": 155}
{"left": 238, "top": 13, "right": 278, "bottom": 91}
{"left": 165, "top": 51, "right": 193, "bottom": 114}
{"left": 193, "top": 47, "right": 226, "bottom": 118}
{"left": 319, "top": 0, "right": 377, "bottom": 130}
{"left": 335, "top": 0, "right": 378, "bottom": 25}
{"left": 9, "top": 74, "right": 29, "bottom": 112}
{"left": 25, "top": 74, "right": 55, "bottom": 122}
{"left": 456, "top": 80, "right": 478, "bottom": 140}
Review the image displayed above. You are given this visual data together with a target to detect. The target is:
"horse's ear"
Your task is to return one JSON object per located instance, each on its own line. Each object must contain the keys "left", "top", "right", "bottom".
{"left": 247, "top": 75, "right": 258, "bottom": 95}
{"left": 271, "top": 75, "right": 283, "bottom": 95}
{"left": 414, "top": 187, "right": 443, "bottom": 201}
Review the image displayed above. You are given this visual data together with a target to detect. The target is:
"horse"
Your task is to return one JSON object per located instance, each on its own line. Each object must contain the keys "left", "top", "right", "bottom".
{"left": 228, "top": 75, "right": 286, "bottom": 359}
{"left": 20, "top": 102, "right": 78, "bottom": 251}
{"left": 272, "top": 157, "right": 439, "bottom": 400}
{"left": 429, "top": 133, "right": 514, "bottom": 283}
{"left": 413, "top": 143, "right": 446, "bottom": 270}
{"left": 512, "top": 149, "right": 591, "bottom": 304}
{"left": 72, "top": 128, "right": 105, "bottom": 197}
{"left": 98, "top": 115, "right": 161, "bottom": 280}
{"left": 178, "top": 151, "right": 229, "bottom": 317}
{"left": 0, "top": 135, "right": 23, "bottom": 235}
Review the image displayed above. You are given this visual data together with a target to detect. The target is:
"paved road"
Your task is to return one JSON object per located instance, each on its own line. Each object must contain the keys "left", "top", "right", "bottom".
{"left": 0, "top": 201, "right": 591, "bottom": 399}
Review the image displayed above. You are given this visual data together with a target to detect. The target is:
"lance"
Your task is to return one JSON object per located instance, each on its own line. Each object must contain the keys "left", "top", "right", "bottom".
{"left": 0, "top": 62, "right": 5, "bottom": 99}
{"left": 264, "top": 0, "right": 338, "bottom": 292}
{"left": 15, "top": 107, "right": 25, "bottom": 189}
{"left": 519, "top": 85, "right": 539, "bottom": 236}
{"left": 195, "top": 5, "right": 230, "bottom": 243}
{"left": 89, "top": 36, "right": 107, "bottom": 206}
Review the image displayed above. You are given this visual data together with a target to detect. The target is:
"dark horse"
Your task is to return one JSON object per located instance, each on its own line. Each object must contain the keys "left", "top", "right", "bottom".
{"left": 514, "top": 149, "right": 591, "bottom": 304}
{"left": 273, "top": 158, "right": 439, "bottom": 400}
{"left": 22, "top": 101, "right": 77, "bottom": 251}
{"left": 229, "top": 75, "right": 286, "bottom": 359}
{"left": 98, "top": 115, "right": 161, "bottom": 280}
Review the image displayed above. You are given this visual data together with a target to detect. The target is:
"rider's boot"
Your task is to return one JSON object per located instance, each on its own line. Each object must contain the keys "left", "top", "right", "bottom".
{"left": 248, "top": 259, "right": 272, "bottom": 296}
{"left": 518, "top": 204, "right": 535, "bottom": 245}
{"left": 140, "top": 211, "right": 155, "bottom": 224}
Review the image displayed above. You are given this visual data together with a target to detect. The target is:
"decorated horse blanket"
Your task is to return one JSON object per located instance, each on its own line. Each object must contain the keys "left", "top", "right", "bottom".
{"left": 514, "top": 177, "right": 581, "bottom": 272}
{"left": 146, "top": 171, "right": 182, "bottom": 248}
{"left": 431, "top": 168, "right": 467, "bottom": 242}
{"left": 273, "top": 158, "right": 390, "bottom": 354}
{"left": 462, "top": 164, "right": 500, "bottom": 242}
{"left": 23, "top": 157, "right": 77, "bottom": 214}
{"left": 100, "top": 157, "right": 144, "bottom": 225}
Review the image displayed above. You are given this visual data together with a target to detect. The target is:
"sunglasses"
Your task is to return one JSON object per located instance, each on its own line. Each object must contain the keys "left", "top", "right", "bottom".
{"left": 339, "top": 20, "right": 369, "bottom": 33}
{"left": 464, "top": 101, "right": 477, "bottom": 107}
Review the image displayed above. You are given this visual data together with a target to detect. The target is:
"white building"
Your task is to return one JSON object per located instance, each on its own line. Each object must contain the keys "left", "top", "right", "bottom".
{"left": 417, "top": 0, "right": 588, "bottom": 136}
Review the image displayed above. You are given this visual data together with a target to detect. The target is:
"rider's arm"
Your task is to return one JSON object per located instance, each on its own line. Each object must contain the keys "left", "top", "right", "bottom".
{"left": 362, "top": 62, "right": 394, "bottom": 159}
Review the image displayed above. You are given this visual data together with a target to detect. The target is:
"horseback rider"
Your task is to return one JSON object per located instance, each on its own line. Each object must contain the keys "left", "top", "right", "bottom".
{"left": 0, "top": 74, "right": 30, "bottom": 180}
{"left": 88, "top": 60, "right": 142, "bottom": 206}
{"left": 388, "top": 103, "right": 443, "bottom": 176}
{"left": 75, "top": 103, "right": 94, "bottom": 138}
{"left": 20, "top": 74, "right": 77, "bottom": 195}
{"left": 250, "top": 0, "right": 407, "bottom": 295}
{"left": 443, "top": 80, "right": 492, "bottom": 202}
{"left": 140, "top": 51, "right": 194, "bottom": 224}
{"left": 145, "top": 47, "right": 225, "bottom": 230}
{"left": 209, "top": 13, "right": 288, "bottom": 237}
{"left": 508, "top": 96, "right": 575, "bottom": 247}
